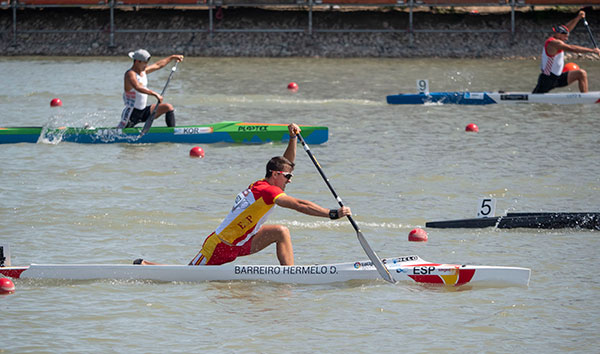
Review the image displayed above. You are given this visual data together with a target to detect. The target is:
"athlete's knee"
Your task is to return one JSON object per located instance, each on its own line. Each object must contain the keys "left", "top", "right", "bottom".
{"left": 273, "top": 225, "right": 291, "bottom": 241}
{"left": 573, "top": 69, "right": 587, "bottom": 80}
{"left": 159, "top": 103, "right": 174, "bottom": 111}
{"left": 158, "top": 103, "right": 174, "bottom": 114}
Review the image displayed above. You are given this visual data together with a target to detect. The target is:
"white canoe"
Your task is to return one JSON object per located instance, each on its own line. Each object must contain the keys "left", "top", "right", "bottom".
{"left": 386, "top": 91, "right": 600, "bottom": 105}
{"left": 0, "top": 255, "right": 531, "bottom": 287}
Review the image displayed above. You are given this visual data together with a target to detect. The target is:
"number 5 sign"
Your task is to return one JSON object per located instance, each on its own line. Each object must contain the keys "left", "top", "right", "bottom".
{"left": 476, "top": 198, "right": 496, "bottom": 218}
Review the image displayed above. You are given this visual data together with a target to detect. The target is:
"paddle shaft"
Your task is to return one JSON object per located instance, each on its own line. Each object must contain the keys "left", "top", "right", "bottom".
{"left": 583, "top": 18, "right": 598, "bottom": 49}
{"left": 296, "top": 133, "right": 396, "bottom": 284}
{"left": 140, "top": 61, "right": 179, "bottom": 136}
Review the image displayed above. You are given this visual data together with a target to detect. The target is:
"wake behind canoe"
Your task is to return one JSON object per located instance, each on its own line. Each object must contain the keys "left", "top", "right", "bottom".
{"left": 0, "top": 121, "right": 328, "bottom": 145}
{"left": 0, "top": 255, "right": 531, "bottom": 287}
{"left": 386, "top": 91, "right": 600, "bottom": 105}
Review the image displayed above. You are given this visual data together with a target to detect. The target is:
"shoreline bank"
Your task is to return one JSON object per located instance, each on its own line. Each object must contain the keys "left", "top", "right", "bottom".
{"left": 1, "top": 7, "right": 599, "bottom": 59}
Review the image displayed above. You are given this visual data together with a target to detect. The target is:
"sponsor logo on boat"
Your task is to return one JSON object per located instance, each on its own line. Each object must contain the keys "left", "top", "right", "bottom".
{"left": 354, "top": 261, "right": 374, "bottom": 269}
{"left": 96, "top": 129, "right": 121, "bottom": 136}
{"left": 237, "top": 125, "right": 269, "bottom": 132}
{"left": 436, "top": 267, "right": 459, "bottom": 273}
{"left": 174, "top": 127, "right": 213, "bottom": 135}
{"left": 355, "top": 256, "right": 419, "bottom": 269}
{"left": 234, "top": 265, "right": 337, "bottom": 275}
{"left": 391, "top": 255, "right": 419, "bottom": 264}
{"left": 500, "top": 94, "right": 528, "bottom": 101}
{"left": 465, "top": 92, "right": 484, "bottom": 100}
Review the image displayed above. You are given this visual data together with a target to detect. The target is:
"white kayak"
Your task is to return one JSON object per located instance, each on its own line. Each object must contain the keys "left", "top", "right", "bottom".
{"left": 0, "top": 255, "right": 531, "bottom": 287}
{"left": 386, "top": 91, "right": 600, "bottom": 105}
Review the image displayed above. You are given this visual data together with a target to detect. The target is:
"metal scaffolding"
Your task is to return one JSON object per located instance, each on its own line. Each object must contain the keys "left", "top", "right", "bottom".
{"left": 2, "top": 0, "right": 599, "bottom": 46}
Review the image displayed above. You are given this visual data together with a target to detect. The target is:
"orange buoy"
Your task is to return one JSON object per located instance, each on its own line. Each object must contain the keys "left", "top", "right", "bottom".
{"left": 0, "top": 277, "right": 15, "bottom": 294}
{"left": 562, "top": 62, "right": 579, "bottom": 73}
{"left": 189, "top": 146, "right": 205, "bottom": 158}
{"left": 50, "top": 98, "right": 62, "bottom": 107}
{"left": 408, "top": 228, "right": 428, "bottom": 242}
{"left": 287, "top": 82, "right": 298, "bottom": 91}
{"left": 465, "top": 123, "right": 479, "bottom": 132}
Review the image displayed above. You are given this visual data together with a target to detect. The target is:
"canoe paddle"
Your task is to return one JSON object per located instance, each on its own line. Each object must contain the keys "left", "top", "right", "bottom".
{"left": 583, "top": 17, "right": 599, "bottom": 49}
{"left": 140, "top": 61, "right": 179, "bottom": 137}
{"left": 297, "top": 133, "right": 396, "bottom": 284}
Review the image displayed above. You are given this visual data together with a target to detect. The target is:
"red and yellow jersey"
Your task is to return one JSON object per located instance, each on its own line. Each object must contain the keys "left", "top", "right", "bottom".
{"left": 213, "top": 179, "right": 285, "bottom": 246}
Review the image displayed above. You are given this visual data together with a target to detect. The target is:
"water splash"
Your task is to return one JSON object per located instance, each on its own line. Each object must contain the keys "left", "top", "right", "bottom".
{"left": 445, "top": 70, "right": 475, "bottom": 91}
{"left": 37, "top": 110, "right": 124, "bottom": 144}
{"left": 278, "top": 219, "right": 407, "bottom": 230}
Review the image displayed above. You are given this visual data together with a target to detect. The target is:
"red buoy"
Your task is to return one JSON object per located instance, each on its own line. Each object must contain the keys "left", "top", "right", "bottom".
{"left": 50, "top": 98, "right": 62, "bottom": 107}
{"left": 189, "top": 146, "right": 205, "bottom": 158}
{"left": 465, "top": 123, "right": 479, "bottom": 132}
{"left": 287, "top": 82, "right": 298, "bottom": 91}
{"left": 0, "top": 277, "right": 15, "bottom": 294}
{"left": 562, "top": 62, "right": 579, "bottom": 73}
{"left": 408, "top": 228, "right": 428, "bottom": 242}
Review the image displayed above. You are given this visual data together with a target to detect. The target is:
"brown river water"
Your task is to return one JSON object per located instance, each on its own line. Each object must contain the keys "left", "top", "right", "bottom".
{"left": 0, "top": 56, "right": 599, "bottom": 352}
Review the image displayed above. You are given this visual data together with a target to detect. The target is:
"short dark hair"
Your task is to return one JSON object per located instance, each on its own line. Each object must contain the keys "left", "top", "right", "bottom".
{"left": 266, "top": 156, "right": 295, "bottom": 178}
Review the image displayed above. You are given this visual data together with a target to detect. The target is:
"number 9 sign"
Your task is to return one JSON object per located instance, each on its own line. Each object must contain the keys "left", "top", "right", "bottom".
{"left": 416, "top": 79, "right": 429, "bottom": 94}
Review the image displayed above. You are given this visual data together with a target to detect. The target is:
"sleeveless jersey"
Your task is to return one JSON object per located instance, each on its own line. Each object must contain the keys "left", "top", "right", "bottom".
{"left": 540, "top": 37, "right": 564, "bottom": 76}
{"left": 212, "top": 179, "right": 285, "bottom": 247}
{"left": 118, "top": 70, "right": 148, "bottom": 128}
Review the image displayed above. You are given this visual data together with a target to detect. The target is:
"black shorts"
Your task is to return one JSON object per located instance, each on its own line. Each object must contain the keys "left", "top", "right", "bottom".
{"left": 532, "top": 72, "right": 569, "bottom": 94}
{"left": 125, "top": 106, "right": 152, "bottom": 128}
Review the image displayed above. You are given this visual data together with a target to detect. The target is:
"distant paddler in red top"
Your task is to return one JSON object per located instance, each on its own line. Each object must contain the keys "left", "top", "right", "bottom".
{"left": 117, "top": 49, "right": 184, "bottom": 129}
{"left": 136, "top": 123, "right": 351, "bottom": 267}
{"left": 532, "top": 11, "right": 600, "bottom": 94}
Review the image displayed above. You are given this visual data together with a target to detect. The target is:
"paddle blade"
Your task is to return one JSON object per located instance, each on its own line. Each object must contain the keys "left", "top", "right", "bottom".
{"left": 356, "top": 231, "right": 396, "bottom": 284}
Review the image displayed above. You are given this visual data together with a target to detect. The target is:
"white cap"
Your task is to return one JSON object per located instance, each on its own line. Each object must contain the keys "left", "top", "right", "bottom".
{"left": 128, "top": 49, "right": 151, "bottom": 62}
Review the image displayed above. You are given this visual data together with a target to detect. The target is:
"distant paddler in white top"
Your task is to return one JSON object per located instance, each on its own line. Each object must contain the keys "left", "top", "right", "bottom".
{"left": 532, "top": 11, "right": 600, "bottom": 94}
{"left": 118, "top": 49, "right": 184, "bottom": 129}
